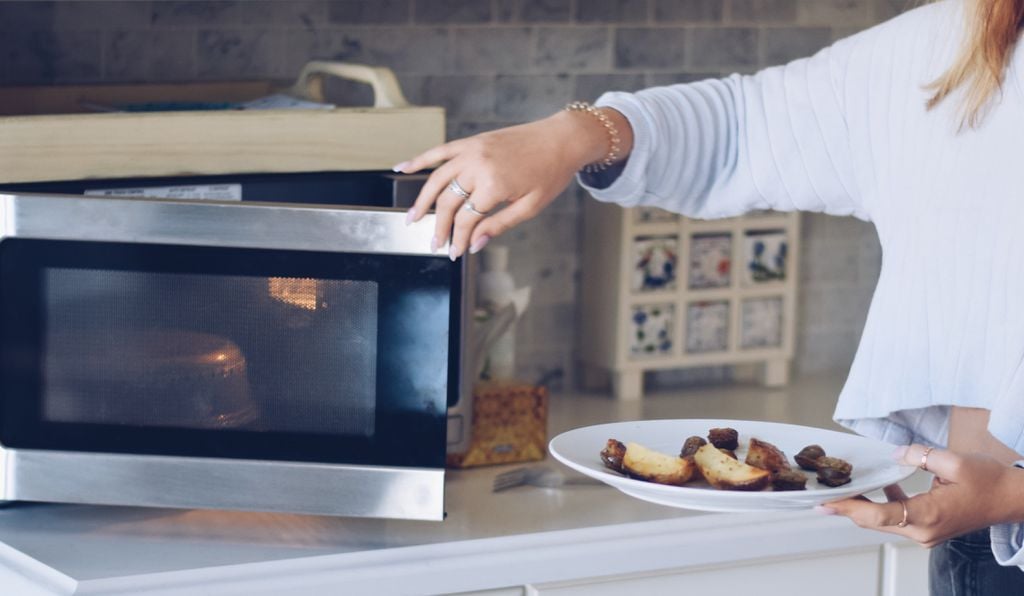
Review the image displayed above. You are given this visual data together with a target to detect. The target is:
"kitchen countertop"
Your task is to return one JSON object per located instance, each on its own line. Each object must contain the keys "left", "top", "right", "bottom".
{"left": 0, "top": 375, "right": 930, "bottom": 595}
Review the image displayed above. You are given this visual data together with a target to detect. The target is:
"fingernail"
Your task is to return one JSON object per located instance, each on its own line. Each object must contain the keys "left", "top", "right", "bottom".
{"left": 405, "top": 208, "right": 417, "bottom": 226}
{"left": 430, "top": 236, "right": 439, "bottom": 254}
{"left": 449, "top": 244, "right": 462, "bottom": 262}
{"left": 891, "top": 446, "right": 909, "bottom": 461}
{"left": 813, "top": 505, "right": 837, "bottom": 515}
{"left": 469, "top": 235, "right": 490, "bottom": 255}
{"left": 392, "top": 161, "right": 410, "bottom": 173}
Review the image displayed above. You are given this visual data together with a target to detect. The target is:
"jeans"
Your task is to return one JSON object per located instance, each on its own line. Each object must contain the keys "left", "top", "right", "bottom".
{"left": 930, "top": 528, "right": 1024, "bottom": 596}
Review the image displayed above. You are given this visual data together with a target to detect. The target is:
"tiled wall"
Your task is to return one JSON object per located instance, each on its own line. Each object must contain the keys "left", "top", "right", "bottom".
{"left": 0, "top": 0, "right": 904, "bottom": 390}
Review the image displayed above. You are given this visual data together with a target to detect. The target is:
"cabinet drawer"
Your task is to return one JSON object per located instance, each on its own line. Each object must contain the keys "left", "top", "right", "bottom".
{"left": 528, "top": 547, "right": 881, "bottom": 596}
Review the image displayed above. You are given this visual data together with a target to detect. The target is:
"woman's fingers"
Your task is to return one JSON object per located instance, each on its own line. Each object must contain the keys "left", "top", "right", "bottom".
{"left": 409, "top": 160, "right": 461, "bottom": 227}
{"left": 470, "top": 193, "right": 543, "bottom": 246}
{"left": 901, "top": 444, "right": 962, "bottom": 482}
{"left": 448, "top": 185, "right": 505, "bottom": 261}
{"left": 432, "top": 174, "right": 474, "bottom": 252}
{"left": 394, "top": 139, "right": 465, "bottom": 175}
{"left": 883, "top": 483, "right": 909, "bottom": 503}
{"left": 826, "top": 494, "right": 914, "bottom": 536}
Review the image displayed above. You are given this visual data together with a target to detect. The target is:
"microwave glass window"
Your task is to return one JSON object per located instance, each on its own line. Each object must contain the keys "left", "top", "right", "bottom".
{"left": 41, "top": 268, "right": 378, "bottom": 436}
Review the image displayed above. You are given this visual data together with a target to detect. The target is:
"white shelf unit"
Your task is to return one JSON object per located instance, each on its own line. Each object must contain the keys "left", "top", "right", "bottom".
{"left": 580, "top": 202, "right": 801, "bottom": 400}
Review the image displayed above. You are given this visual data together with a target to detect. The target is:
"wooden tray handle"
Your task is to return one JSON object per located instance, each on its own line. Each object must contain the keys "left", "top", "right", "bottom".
{"left": 289, "top": 62, "right": 410, "bottom": 108}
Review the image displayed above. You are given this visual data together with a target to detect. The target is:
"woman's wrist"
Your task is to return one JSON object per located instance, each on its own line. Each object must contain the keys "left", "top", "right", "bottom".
{"left": 551, "top": 106, "right": 633, "bottom": 172}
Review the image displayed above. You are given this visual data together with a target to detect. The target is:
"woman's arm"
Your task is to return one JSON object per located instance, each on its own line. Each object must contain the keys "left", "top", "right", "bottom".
{"left": 396, "top": 10, "right": 894, "bottom": 259}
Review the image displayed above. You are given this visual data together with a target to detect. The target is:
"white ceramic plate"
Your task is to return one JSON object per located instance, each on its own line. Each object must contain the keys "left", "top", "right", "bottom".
{"left": 549, "top": 419, "right": 917, "bottom": 512}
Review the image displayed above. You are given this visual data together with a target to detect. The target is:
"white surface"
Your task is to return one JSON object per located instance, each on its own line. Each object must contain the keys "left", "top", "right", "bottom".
{"left": 0, "top": 375, "right": 932, "bottom": 595}
{"left": 550, "top": 418, "right": 916, "bottom": 511}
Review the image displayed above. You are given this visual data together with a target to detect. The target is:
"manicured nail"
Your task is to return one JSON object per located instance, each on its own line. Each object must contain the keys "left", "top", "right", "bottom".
{"left": 813, "top": 505, "right": 837, "bottom": 515}
{"left": 891, "top": 446, "right": 909, "bottom": 461}
{"left": 449, "top": 244, "right": 462, "bottom": 262}
{"left": 430, "top": 236, "right": 439, "bottom": 254}
{"left": 469, "top": 235, "right": 490, "bottom": 255}
{"left": 392, "top": 161, "right": 410, "bottom": 173}
{"left": 405, "top": 208, "right": 417, "bottom": 226}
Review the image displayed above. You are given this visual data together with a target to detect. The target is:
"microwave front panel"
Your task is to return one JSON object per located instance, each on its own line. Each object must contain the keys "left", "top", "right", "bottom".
{"left": 0, "top": 236, "right": 458, "bottom": 469}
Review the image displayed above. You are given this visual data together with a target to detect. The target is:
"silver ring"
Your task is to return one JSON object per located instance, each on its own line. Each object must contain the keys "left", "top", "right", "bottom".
{"left": 462, "top": 201, "right": 488, "bottom": 217}
{"left": 448, "top": 178, "right": 471, "bottom": 200}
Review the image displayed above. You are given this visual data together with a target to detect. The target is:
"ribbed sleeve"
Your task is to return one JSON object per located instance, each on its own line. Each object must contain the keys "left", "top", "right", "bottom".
{"left": 580, "top": 43, "right": 868, "bottom": 220}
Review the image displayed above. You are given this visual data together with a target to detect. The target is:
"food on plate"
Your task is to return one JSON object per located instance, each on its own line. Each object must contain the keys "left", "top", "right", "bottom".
{"left": 745, "top": 437, "right": 790, "bottom": 473}
{"left": 621, "top": 442, "right": 696, "bottom": 486}
{"left": 771, "top": 469, "right": 808, "bottom": 491}
{"left": 693, "top": 443, "right": 771, "bottom": 491}
{"left": 795, "top": 444, "right": 827, "bottom": 471}
{"left": 816, "top": 456, "right": 853, "bottom": 487}
{"left": 680, "top": 436, "right": 706, "bottom": 457}
{"left": 707, "top": 427, "right": 739, "bottom": 450}
{"left": 597, "top": 428, "right": 854, "bottom": 493}
{"left": 600, "top": 439, "right": 627, "bottom": 473}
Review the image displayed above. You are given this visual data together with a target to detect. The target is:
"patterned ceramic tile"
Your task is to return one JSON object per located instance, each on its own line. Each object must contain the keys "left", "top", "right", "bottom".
{"left": 688, "top": 233, "right": 732, "bottom": 289}
{"left": 686, "top": 300, "right": 730, "bottom": 353}
{"left": 744, "top": 229, "right": 788, "bottom": 285}
{"left": 633, "top": 207, "right": 679, "bottom": 224}
{"left": 632, "top": 235, "right": 678, "bottom": 292}
{"left": 630, "top": 304, "right": 675, "bottom": 358}
{"left": 740, "top": 296, "right": 784, "bottom": 349}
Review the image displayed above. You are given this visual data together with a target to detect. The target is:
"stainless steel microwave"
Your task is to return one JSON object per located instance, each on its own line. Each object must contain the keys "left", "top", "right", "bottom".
{"left": 0, "top": 181, "right": 464, "bottom": 521}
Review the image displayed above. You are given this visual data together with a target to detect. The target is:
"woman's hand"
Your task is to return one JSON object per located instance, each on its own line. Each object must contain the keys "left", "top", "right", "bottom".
{"left": 821, "top": 444, "right": 1024, "bottom": 547}
{"left": 394, "top": 108, "right": 630, "bottom": 260}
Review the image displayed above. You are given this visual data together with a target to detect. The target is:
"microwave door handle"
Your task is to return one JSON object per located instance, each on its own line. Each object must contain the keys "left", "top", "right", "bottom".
{"left": 289, "top": 62, "right": 410, "bottom": 109}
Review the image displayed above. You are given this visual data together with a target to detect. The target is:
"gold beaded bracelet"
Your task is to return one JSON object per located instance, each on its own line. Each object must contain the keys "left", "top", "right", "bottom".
{"left": 565, "top": 101, "right": 622, "bottom": 173}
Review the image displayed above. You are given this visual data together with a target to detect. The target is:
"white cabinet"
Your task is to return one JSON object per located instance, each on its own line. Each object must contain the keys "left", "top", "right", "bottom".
{"left": 882, "top": 541, "right": 930, "bottom": 596}
{"left": 580, "top": 202, "right": 801, "bottom": 399}
{"left": 526, "top": 547, "right": 879, "bottom": 596}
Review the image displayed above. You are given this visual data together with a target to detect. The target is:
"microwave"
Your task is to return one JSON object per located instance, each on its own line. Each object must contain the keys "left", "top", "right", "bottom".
{"left": 0, "top": 171, "right": 466, "bottom": 521}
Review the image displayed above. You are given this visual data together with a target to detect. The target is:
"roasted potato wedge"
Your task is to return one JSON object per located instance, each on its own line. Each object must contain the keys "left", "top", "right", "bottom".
{"left": 622, "top": 442, "right": 696, "bottom": 486}
{"left": 693, "top": 443, "right": 771, "bottom": 491}
{"left": 600, "top": 439, "right": 627, "bottom": 473}
{"left": 745, "top": 437, "right": 790, "bottom": 473}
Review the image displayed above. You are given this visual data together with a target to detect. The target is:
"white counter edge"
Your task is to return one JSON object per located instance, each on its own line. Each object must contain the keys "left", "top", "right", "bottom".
{"left": 1, "top": 511, "right": 902, "bottom": 595}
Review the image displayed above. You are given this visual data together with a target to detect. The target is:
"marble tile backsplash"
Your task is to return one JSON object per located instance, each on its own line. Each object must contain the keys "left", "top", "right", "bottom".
{"left": 0, "top": 0, "right": 896, "bottom": 391}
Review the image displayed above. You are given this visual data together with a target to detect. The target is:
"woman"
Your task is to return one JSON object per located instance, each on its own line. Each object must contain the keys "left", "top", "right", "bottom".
{"left": 395, "top": 1, "right": 1024, "bottom": 593}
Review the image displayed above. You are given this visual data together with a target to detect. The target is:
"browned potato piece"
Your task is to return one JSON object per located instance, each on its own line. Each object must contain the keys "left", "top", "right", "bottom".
{"left": 693, "top": 443, "right": 771, "bottom": 491}
{"left": 745, "top": 437, "right": 790, "bottom": 473}
{"left": 816, "top": 456, "right": 852, "bottom": 476}
{"left": 719, "top": 448, "right": 738, "bottom": 459}
{"left": 680, "top": 436, "right": 706, "bottom": 458}
{"left": 795, "top": 445, "right": 826, "bottom": 471}
{"left": 622, "top": 442, "right": 696, "bottom": 486}
{"left": 816, "top": 456, "right": 853, "bottom": 487}
{"left": 600, "top": 439, "right": 627, "bottom": 473}
{"left": 817, "top": 467, "right": 852, "bottom": 487}
{"left": 771, "top": 469, "right": 808, "bottom": 491}
{"left": 708, "top": 427, "right": 739, "bottom": 450}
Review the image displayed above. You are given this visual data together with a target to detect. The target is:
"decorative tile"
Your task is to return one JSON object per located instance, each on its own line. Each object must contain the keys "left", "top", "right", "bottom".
{"left": 688, "top": 233, "right": 731, "bottom": 289}
{"left": 741, "top": 297, "right": 784, "bottom": 349}
{"left": 633, "top": 207, "right": 679, "bottom": 224}
{"left": 686, "top": 301, "right": 730, "bottom": 353}
{"left": 632, "top": 235, "right": 678, "bottom": 292}
{"left": 630, "top": 304, "right": 675, "bottom": 358}
{"left": 744, "top": 229, "right": 788, "bottom": 285}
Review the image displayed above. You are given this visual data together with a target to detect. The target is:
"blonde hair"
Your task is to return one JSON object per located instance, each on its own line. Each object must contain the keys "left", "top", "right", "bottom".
{"left": 927, "top": 0, "right": 1024, "bottom": 128}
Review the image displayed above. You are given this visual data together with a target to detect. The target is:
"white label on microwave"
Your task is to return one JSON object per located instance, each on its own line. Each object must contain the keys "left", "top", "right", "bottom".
{"left": 84, "top": 184, "right": 243, "bottom": 201}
